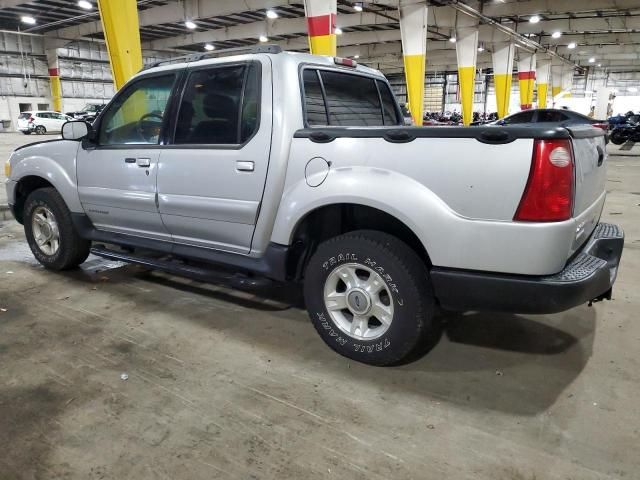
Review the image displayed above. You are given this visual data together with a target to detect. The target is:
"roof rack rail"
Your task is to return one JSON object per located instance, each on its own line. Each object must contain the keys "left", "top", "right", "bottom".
{"left": 143, "top": 44, "right": 283, "bottom": 70}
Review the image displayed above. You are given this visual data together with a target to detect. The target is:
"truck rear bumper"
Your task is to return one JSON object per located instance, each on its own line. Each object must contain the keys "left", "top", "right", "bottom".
{"left": 431, "top": 223, "right": 624, "bottom": 314}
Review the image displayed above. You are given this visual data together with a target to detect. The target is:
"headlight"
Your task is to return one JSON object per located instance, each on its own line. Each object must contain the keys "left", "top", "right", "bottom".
{"left": 4, "top": 160, "right": 10, "bottom": 177}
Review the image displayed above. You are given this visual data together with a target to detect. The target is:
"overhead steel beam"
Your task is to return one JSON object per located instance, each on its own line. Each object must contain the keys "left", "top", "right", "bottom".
{"left": 143, "top": 11, "right": 398, "bottom": 50}
{"left": 515, "top": 15, "right": 640, "bottom": 35}
{"left": 481, "top": 0, "right": 640, "bottom": 17}
{"left": 47, "top": 0, "right": 301, "bottom": 42}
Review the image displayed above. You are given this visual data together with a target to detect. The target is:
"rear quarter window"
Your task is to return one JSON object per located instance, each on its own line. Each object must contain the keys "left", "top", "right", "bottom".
{"left": 302, "top": 68, "right": 400, "bottom": 127}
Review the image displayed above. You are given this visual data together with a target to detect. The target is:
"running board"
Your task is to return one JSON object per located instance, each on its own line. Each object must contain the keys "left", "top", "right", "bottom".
{"left": 90, "top": 245, "right": 273, "bottom": 289}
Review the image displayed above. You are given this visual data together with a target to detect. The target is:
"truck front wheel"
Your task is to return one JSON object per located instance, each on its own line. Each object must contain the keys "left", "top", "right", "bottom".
{"left": 303, "top": 230, "right": 439, "bottom": 366}
{"left": 23, "top": 188, "right": 91, "bottom": 270}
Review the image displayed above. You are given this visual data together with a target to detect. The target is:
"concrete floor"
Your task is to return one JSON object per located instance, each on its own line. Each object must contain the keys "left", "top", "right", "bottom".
{"left": 1, "top": 132, "right": 639, "bottom": 479}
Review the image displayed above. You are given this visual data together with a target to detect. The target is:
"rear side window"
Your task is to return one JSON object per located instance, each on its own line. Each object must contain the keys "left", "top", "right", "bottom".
{"left": 174, "top": 62, "right": 260, "bottom": 145}
{"left": 537, "top": 110, "right": 569, "bottom": 122}
{"left": 18, "top": 112, "right": 31, "bottom": 119}
{"left": 503, "top": 111, "right": 534, "bottom": 124}
{"left": 302, "top": 68, "right": 400, "bottom": 127}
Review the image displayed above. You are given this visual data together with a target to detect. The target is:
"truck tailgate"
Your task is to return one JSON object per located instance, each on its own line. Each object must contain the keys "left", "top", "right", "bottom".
{"left": 567, "top": 126, "right": 608, "bottom": 241}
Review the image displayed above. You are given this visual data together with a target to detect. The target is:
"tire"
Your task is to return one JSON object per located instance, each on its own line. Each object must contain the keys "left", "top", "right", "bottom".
{"left": 22, "top": 131, "right": 32, "bottom": 135}
{"left": 35, "top": 125, "right": 46, "bottom": 135}
{"left": 609, "top": 131, "right": 627, "bottom": 145}
{"left": 23, "top": 188, "right": 91, "bottom": 271}
{"left": 303, "top": 230, "right": 438, "bottom": 366}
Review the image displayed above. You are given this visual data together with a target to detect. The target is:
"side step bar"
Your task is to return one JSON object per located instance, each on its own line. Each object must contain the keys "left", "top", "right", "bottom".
{"left": 90, "top": 245, "right": 273, "bottom": 289}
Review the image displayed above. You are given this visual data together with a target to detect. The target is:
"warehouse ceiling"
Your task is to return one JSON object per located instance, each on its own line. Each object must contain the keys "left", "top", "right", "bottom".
{"left": 1, "top": 0, "right": 640, "bottom": 73}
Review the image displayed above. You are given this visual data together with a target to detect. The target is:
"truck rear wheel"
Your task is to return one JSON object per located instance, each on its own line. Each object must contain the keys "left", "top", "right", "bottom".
{"left": 24, "top": 188, "right": 91, "bottom": 270}
{"left": 303, "top": 230, "right": 438, "bottom": 366}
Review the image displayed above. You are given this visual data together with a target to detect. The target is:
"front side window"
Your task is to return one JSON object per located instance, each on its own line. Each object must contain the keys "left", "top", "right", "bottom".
{"left": 99, "top": 74, "right": 175, "bottom": 145}
{"left": 302, "top": 68, "right": 401, "bottom": 127}
{"left": 174, "top": 62, "right": 260, "bottom": 145}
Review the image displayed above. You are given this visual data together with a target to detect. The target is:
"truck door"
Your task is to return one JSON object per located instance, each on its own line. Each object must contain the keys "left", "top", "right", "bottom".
{"left": 156, "top": 59, "right": 272, "bottom": 254}
{"left": 76, "top": 72, "right": 177, "bottom": 240}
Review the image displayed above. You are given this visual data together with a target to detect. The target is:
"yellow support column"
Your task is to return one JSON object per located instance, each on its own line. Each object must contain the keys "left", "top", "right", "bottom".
{"left": 536, "top": 59, "right": 551, "bottom": 108}
{"left": 98, "top": 0, "right": 143, "bottom": 90}
{"left": 304, "top": 0, "right": 337, "bottom": 56}
{"left": 398, "top": 1, "right": 428, "bottom": 126}
{"left": 46, "top": 49, "right": 62, "bottom": 112}
{"left": 491, "top": 42, "right": 515, "bottom": 119}
{"left": 455, "top": 27, "right": 479, "bottom": 126}
{"left": 518, "top": 53, "right": 536, "bottom": 110}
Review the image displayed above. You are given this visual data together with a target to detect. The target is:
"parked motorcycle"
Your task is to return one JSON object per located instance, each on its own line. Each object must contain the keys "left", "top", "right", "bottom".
{"left": 609, "top": 121, "right": 640, "bottom": 145}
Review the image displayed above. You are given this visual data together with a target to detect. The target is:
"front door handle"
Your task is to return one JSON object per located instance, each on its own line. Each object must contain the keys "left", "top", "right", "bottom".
{"left": 137, "top": 158, "right": 151, "bottom": 168}
{"left": 236, "top": 160, "right": 254, "bottom": 172}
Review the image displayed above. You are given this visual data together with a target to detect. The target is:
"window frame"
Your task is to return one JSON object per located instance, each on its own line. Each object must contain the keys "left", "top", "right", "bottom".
{"left": 299, "top": 64, "right": 402, "bottom": 128}
{"left": 165, "top": 60, "right": 263, "bottom": 150}
{"left": 90, "top": 70, "right": 181, "bottom": 150}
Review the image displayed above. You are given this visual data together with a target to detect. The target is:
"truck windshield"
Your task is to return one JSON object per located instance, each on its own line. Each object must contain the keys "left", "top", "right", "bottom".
{"left": 302, "top": 69, "right": 400, "bottom": 127}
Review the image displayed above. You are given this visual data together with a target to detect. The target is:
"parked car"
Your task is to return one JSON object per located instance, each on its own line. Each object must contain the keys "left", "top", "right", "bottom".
{"left": 492, "top": 108, "right": 608, "bottom": 130}
{"left": 4, "top": 47, "right": 624, "bottom": 366}
{"left": 16, "top": 111, "right": 72, "bottom": 135}
{"left": 65, "top": 103, "right": 106, "bottom": 123}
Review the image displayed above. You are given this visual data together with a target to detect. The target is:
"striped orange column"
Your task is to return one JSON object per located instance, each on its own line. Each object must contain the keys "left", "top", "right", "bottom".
{"left": 304, "top": 0, "right": 337, "bottom": 56}
{"left": 455, "top": 27, "right": 479, "bottom": 126}
{"left": 492, "top": 42, "right": 515, "bottom": 119}
{"left": 398, "top": 1, "right": 428, "bottom": 126}
{"left": 518, "top": 54, "right": 536, "bottom": 110}
{"left": 536, "top": 59, "right": 551, "bottom": 108}
{"left": 46, "top": 49, "right": 62, "bottom": 112}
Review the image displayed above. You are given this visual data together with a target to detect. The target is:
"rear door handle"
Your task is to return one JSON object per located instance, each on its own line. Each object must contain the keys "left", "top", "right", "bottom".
{"left": 236, "top": 160, "right": 254, "bottom": 172}
{"left": 137, "top": 158, "right": 151, "bottom": 168}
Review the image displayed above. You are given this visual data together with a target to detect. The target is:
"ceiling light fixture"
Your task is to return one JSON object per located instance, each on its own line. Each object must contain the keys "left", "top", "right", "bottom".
{"left": 353, "top": 2, "right": 363, "bottom": 12}
{"left": 21, "top": 15, "right": 36, "bottom": 24}
{"left": 567, "top": 42, "right": 576, "bottom": 49}
{"left": 185, "top": 20, "right": 197, "bottom": 29}
{"left": 588, "top": 57, "right": 595, "bottom": 63}
{"left": 204, "top": 44, "right": 214, "bottom": 51}
{"left": 551, "top": 31, "right": 562, "bottom": 39}
{"left": 77, "top": 0, "right": 92, "bottom": 9}
{"left": 529, "top": 15, "right": 541, "bottom": 23}
{"left": 354, "top": 54, "right": 360, "bottom": 59}
{"left": 449, "top": 36, "right": 457, "bottom": 43}
{"left": 266, "top": 10, "right": 278, "bottom": 19}
{"left": 259, "top": 35, "right": 268, "bottom": 42}
{"left": 335, "top": 27, "right": 343, "bottom": 35}
{"left": 478, "top": 45, "right": 484, "bottom": 52}
{"left": 628, "top": 87, "right": 638, "bottom": 92}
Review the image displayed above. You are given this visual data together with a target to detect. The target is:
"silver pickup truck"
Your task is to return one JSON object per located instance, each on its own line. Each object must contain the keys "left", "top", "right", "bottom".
{"left": 4, "top": 46, "right": 624, "bottom": 366}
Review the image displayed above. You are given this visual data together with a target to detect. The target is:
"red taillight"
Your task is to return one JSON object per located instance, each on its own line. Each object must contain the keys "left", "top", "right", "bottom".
{"left": 514, "top": 138, "right": 574, "bottom": 222}
{"left": 592, "top": 122, "right": 608, "bottom": 131}
{"left": 28, "top": 116, "right": 34, "bottom": 123}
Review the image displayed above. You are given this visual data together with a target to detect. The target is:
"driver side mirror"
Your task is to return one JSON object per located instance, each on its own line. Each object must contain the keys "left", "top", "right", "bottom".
{"left": 61, "top": 120, "right": 91, "bottom": 141}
